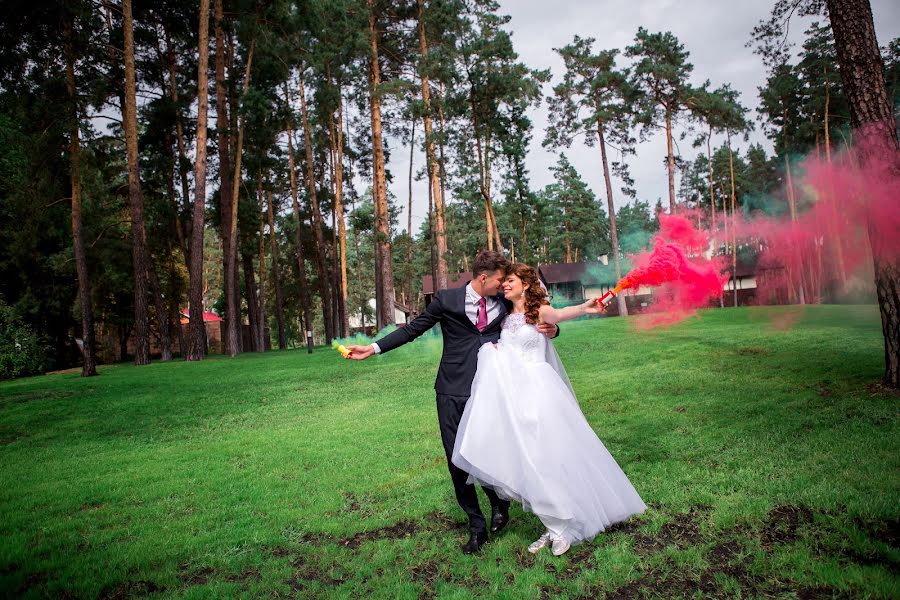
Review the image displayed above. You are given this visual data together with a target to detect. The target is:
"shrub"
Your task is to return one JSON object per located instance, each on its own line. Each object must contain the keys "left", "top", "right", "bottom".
{"left": 0, "top": 300, "right": 49, "bottom": 380}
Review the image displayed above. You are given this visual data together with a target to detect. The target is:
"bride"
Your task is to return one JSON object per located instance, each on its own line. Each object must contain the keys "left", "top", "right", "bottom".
{"left": 451, "top": 263, "right": 646, "bottom": 556}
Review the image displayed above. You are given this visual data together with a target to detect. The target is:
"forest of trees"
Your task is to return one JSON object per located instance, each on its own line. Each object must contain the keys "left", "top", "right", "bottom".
{"left": 0, "top": 0, "right": 898, "bottom": 382}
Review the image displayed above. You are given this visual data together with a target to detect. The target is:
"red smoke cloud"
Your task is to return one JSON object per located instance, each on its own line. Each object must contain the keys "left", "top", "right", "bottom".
{"left": 732, "top": 135, "right": 899, "bottom": 307}
{"left": 618, "top": 215, "right": 729, "bottom": 326}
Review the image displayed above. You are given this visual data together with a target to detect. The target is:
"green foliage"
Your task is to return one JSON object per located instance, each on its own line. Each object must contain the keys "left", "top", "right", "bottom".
{"left": 616, "top": 199, "right": 658, "bottom": 253}
{"left": 625, "top": 27, "right": 695, "bottom": 139}
{"left": 546, "top": 154, "right": 610, "bottom": 262}
{"left": 0, "top": 299, "right": 49, "bottom": 380}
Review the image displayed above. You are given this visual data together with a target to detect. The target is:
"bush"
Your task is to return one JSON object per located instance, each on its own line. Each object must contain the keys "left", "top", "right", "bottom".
{"left": 0, "top": 300, "right": 49, "bottom": 380}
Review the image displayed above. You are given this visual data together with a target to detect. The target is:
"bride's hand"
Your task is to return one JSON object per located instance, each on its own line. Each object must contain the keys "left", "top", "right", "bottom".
{"left": 583, "top": 298, "right": 607, "bottom": 315}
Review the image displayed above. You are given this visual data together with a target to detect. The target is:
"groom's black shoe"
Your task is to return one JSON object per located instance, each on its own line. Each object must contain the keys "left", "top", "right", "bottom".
{"left": 490, "top": 508, "right": 509, "bottom": 534}
{"left": 461, "top": 530, "right": 488, "bottom": 554}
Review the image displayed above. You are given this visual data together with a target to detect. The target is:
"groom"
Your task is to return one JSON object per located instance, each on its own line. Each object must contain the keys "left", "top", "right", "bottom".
{"left": 347, "top": 251, "right": 559, "bottom": 554}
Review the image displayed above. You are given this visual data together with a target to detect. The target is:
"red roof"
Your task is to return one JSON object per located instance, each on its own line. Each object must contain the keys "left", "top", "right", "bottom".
{"left": 180, "top": 310, "right": 223, "bottom": 324}
{"left": 538, "top": 262, "right": 615, "bottom": 285}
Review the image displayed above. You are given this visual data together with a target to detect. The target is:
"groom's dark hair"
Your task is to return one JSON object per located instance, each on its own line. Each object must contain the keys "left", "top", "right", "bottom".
{"left": 472, "top": 250, "right": 509, "bottom": 278}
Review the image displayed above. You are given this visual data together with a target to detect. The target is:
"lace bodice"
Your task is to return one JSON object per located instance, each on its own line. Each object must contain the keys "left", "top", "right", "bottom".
{"left": 500, "top": 313, "right": 547, "bottom": 363}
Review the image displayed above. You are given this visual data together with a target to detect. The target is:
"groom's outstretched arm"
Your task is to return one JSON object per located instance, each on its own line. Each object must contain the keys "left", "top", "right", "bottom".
{"left": 345, "top": 291, "right": 446, "bottom": 360}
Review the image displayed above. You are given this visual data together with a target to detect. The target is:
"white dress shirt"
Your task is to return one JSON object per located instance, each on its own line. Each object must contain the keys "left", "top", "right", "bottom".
{"left": 372, "top": 282, "right": 499, "bottom": 354}
{"left": 464, "top": 282, "right": 501, "bottom": 327}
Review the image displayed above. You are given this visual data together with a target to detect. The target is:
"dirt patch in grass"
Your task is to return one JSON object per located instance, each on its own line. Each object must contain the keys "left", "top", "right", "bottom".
{"left": 735, "top": 346, "right": 771, "bottom": 356}
{"left": 408, "top": 558, "right": 440, "bottom": 597}
{"left": 760, "top": 504, "right": 815, "bottom": 548}
{"left": 15, "top": 571, "right": 49, "bottom": 595}
{"left": 0, "top": 389, "right": 75, "bottom": 405}
{"left": 99, "top": 579, "right": 164, "bottom": 599}
{"left": 177, "top": 564, "right": 216, "bottom": 585}
{"left": 855, "top": 516, "right": 900, "bottom": 549}
{"left": 708, "top": 538, "right": 744, "bottom": 564}
{"left": 338, "top": 519, "right": 420, "bottom": 549}
{"left": 422, "top": 510, "right": 467, "bottom": 531}
{"left": 285, "top": 555, "right": 345, "bottom": 592}
{"left": 514, "top": 548, "right": 535, "bottom": 569}
{"left": 224, "top": 568, "right": 261, "bottom": 583}
{"left": 629, "top": 505, "right": 709, "bottom": 557}
{"left": 591, "top": 503, "right": 874, "bottom": 598}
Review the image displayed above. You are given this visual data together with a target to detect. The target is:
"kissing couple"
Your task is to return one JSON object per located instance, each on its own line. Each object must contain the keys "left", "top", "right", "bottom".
{"left": 346, "top": 251, "right": 646, "bottom": 555}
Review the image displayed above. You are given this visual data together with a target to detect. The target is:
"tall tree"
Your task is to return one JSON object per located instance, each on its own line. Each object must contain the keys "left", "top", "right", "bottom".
{"left": 546, "top": 155, "right": 610, "bottom": 265}
{"left": 825, "top": 0, "right": 900, "bottom": 387}
{"left": 798, "top": 21, "right": 849, "bottom": 161}
{"left": 265, "top": 183, "right": 287, "bottom": 349}
{"left": 547, "top": 36, "right": 632, "bottom": 315}
{"left": 225, "top": 33, "right": 255, "bottom": 356}
{"left": 122, "top": 0, "right": 151, "bottom": 365}
{"left": 297, "top": 69, "right": 334, "bottom": 343}
{"left": 715, "top": 84, "right": 752, "bottom": 307}
{"left": 284, "top": 85, "right": 315, "bottom": 352}
{"left": 626, "top": 27, "right": 695, "bottom": 214}
{"left": 213, "top": 0, "right": 240, "bottom": 356}
{"left": 187, "top": 0, "right": 211, "bottom": 361}
{"left": 366, "top": 0, "right": 396, "bottom": 329}
{"left": 64, "top": 13, "right": 97, "bottom": 377}
{"left": 457, "top": 2, "right": 545, "bottom": 253}
{"left": 417, "top": 0, "right": 450, "bottom": 290}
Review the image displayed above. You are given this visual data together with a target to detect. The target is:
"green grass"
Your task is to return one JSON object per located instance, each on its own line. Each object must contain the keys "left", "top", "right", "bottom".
{"left": 1, "top": 305, "right": 898, "bottom": 599}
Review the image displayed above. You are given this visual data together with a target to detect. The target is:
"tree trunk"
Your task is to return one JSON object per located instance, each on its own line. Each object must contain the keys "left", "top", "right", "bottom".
{"left": 826, "top": 0, "right": 900, "bottom": 387}
{"left": 242, "top": 251, "right": 258, "bottom": 352}
{"left": 214, "top": 0, "right": 237, "bottom": 355}
{"left": 225, "top": 29, "right": 241, "bottom": 353}
{"left": 598, "top": 118, "right": 628, "bottom": 316}
{"left": 122, "top": 0, "right": 150, "bottom": 366}
{"left": 224, "top": 37, "right": 254, "bottom": 357}
{"left": 727, "top": 131, "right": 739, "bottom": 307}
{"left": 665, "top": 101, "right": 677, "bottom": 214}
{"left": 406, "top": 117, "right": 415, "bottom": 305}
{"left": 186, "top": 0, "right": 211, "bottom": 360}
{"left": 367, "top": 0, "right": 396, "bottom": 328}
{"left": 256, "top": 175, "right": 267, "bottom": 351}
{"left": 171, "top": 284, "right": 185, "bottom": 357}
{"left": 327, "top": 71, "right": 350, "bottom": 337}
{"left": 284, "top": 86, "right": 315, "bottom": 353}
{"left": 147, "top": 259, "right": 172, "bottom": 360}
{"left": 265, "top": 182, "right": 287, "bottom": 349}
{"left": 436, "top": 93, "right": 450, "bottom": 259}
{"left": 158, "top": 23, "right": 189, "bottom": 262}
{"left": 416, "top": 0, "right": 450, "bottom": 290}
{"left": 297, "top": 71, "right": 334, "bottom": 342}
{"left": 64, "top": 19, "right": 97, "bottom": 377}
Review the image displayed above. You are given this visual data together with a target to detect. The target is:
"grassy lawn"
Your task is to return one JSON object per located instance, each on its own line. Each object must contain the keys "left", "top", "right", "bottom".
{"left": 1, "top": 305, "right": 897, "bottom": 599}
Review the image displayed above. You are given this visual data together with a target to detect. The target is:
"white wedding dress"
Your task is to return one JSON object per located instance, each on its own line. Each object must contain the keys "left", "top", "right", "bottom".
{"left": 451, "top": 312, "right": 647, "bottom": 545}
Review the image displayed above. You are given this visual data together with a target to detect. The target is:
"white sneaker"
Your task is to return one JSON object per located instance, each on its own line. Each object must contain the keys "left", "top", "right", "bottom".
{"left": 551, "top": 536, "right": 571, "bottom": 556}
{"left": 527, "top": 531, "right": 552, "bottom": 554}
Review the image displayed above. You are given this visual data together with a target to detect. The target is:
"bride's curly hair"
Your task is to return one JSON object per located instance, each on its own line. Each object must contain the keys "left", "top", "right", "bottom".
{"left": 506, "top": 263, "right": 550, "bottom": 324}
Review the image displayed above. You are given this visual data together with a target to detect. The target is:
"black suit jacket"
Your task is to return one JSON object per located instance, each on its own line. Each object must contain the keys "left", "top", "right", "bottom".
{"left": 376, "top": 286, "right": 557, "bottom": 396}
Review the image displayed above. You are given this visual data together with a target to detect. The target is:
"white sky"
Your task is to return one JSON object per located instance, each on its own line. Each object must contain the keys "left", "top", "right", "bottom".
{"left": 385, "top": 0, "right": 900, "bottom": 235}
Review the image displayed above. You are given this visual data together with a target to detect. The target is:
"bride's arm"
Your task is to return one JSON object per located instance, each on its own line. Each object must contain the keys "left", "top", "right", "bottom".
{"left": 538, "top": 298, "right": 605, "bottom": 325}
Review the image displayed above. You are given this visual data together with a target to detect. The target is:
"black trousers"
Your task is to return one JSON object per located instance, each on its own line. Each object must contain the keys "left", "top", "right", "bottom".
{"left": 436, "top": 393, "right": 510, "bottom": 534}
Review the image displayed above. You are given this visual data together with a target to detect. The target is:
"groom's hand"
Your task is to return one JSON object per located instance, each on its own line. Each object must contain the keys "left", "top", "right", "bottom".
{"left": 345, "top": 344, "right": 375, "bottom": 360}
{"left": 536, "top": 322, "right": 558, "bottom": 338}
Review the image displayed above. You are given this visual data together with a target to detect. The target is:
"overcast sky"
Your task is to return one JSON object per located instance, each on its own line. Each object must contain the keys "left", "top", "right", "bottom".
{"left": 385, "top": 0, "right": 900, "bottom": 235}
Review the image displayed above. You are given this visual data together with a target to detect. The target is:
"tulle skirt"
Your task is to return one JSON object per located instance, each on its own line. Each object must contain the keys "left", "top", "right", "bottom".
{"left": 451, "top": 343, "right": 647, "bottom": 544}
